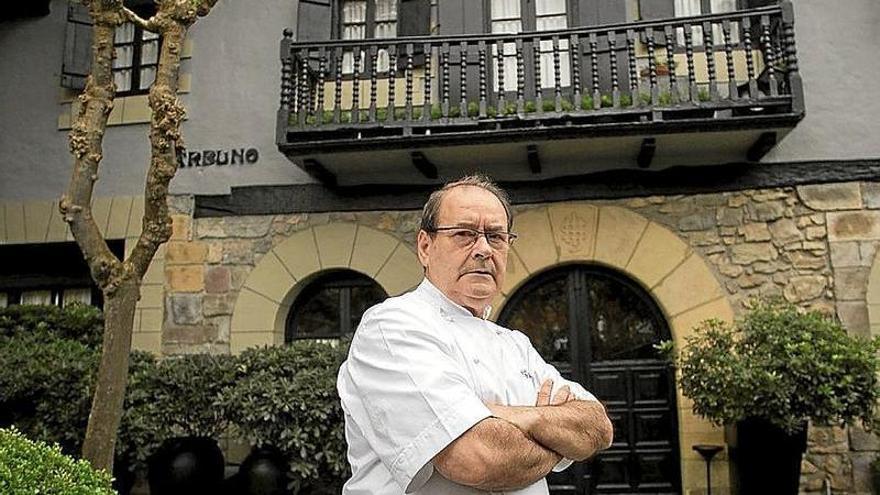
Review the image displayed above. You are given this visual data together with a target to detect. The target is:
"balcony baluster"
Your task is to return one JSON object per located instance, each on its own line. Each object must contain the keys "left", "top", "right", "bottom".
{"left": 441, "top": 43, "right": 450, "bottom": 119}
{"left": 423, "top": 42, "right": 433, "bottom": 122}
{"left": 516, "top": 38, "right": 525, "bottom": 115}
{"left": 626, "top": 29, "right": 637, "bottom": 107}
{"left": 352, "top": 45, "right": 361, "bottom": 124}
{"left": 387, "top": 44, "right": 397, "bottom": 122}
{"left": 459, "top": 41, "right": 468, "bottom": 119}
{"left": 703, "top": 21, "right": 717, "bottom": 101}
{"left": 723, "top": 20, "right": 736, "bottom": 100}
{"left": 761, "top": 15, "right": 778, "bottom": 97}
{"left": 496, "top": 39, "right": 506, "bottom": 116}
{"left": 316, "top": 48, "right": 326, "bottom": 125}
{"left": 608, "top": 31, "right": 620, "bottom": 108}
{"left": 334, "top": 48, "right": 343, "bottom": 123}
{"left": 478, "top": 41, "right": 488, "bottom": 118}
{"left": 369, "top": 46, "right": 378, "bottom": 122}
{"left": 589, "top": 32, "right": 600, "bottom": 109}
{"left": 742, "top": 17, "right": 757, "bottom": 100}
{"left": 405, "top": 43, "right": 414, "bottom": 121}
{"left": 570, "top": 34, "right": 581, "bottom": 112}
{"left": 533, "top": 37, "right": 543, "bottom": 113}
{"left": 646, "top": 28, "right": 658, "bottom": 105}
{"left": 552, "top": 36, "right": 562, "bottom": 112}
{"left": 684, "top": 24, "right": 697, "bottom": 103}
{"left": 664, "top": 26, "right": 678, "bottom": 104}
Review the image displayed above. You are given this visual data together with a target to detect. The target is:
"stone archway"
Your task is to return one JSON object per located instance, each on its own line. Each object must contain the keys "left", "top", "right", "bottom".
{"left": 866, "top": 249, "right": 880, "bottom": 337}
{"left": 494, "top": 203, "right": 736, "bottom": 494}
{"left": 229, "top": 223, "right": 422, "bottom": 353}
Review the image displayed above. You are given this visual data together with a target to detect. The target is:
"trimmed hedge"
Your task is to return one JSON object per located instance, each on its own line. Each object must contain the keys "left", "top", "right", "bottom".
{"left": 0, "top": 304, "right": 352, "bottom": 489}
{"left": 0, "top": 426, "right": 115, "bottom": 494}
{"left": 0, "top": 333, "right": 98, "bottom": 455}
{"left": 220, "top": 341, "right": 350, "bottom": 492}
{"left": 118, "top": 353, "right": 237, "bottom": 474}
{"left": 0, "top": 303, "right": 104, "bottom": 348}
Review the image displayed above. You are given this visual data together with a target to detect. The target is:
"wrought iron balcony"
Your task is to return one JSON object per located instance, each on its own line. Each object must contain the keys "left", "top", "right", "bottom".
{"left": 277, "top": 2, "right": 803, "bottom": 186}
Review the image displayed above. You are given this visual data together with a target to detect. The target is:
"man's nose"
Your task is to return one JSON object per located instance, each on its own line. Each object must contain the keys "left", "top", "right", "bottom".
{"left": 471, "top": 233, "right": 493, "bottom": 257}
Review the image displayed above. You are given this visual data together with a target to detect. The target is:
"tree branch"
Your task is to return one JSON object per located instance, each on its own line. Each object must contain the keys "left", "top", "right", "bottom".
{"left": 122, "top": 7, "right": 158, "bottom": 32}
{"left": 61, "top": 3, "right": 126, "bottom": 293}
{"left": 125, "top": 7, "right": 189, "bottom": 280}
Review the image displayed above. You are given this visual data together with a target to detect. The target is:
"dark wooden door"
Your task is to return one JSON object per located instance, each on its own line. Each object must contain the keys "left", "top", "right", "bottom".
{"left": 498, "top": 265, "right": 681, "bottom": 494}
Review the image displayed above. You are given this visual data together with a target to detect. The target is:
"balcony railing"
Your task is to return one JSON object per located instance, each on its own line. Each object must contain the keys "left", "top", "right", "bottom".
{"left": 277, "top": 1, "right": 802, "bottom": 155}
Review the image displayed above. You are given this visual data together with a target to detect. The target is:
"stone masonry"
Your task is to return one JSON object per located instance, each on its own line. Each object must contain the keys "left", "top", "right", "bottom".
{"left": 160, "top": 180, "right": 880, "bottom": 494}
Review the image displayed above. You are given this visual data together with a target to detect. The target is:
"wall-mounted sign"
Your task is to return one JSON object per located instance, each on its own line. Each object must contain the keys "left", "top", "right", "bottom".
{"left": 177, "top": 148, "right": 259, "bottom": 168}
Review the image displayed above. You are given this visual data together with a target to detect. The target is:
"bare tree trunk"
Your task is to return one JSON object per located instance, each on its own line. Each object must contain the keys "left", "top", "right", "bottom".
{"left": 81, "top": 278, "right": 139, "bottom": 469}
{"left": 62, "top": 0, "right": 221, "bottom": 473}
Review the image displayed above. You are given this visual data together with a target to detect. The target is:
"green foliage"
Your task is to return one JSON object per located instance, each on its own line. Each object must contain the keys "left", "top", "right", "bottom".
{"left": 542, "top": 99, "right": 556, "bottom": 112}
{"left": 430, "top": 103, "right": 443, "bottom": 120}
{"left": 467, "top": 101, "right": 479, "bottom": 117}
{"left": 697, "top": 88, "right": 711, "bottom": 102}
{"left": 120, "top": 353, "right": 236, "bottom": 445}
{"left": 0, "top": 333, "right": 98, "bottom": 455}
{"left": 619, "top": 93, "right": 633, "bottom": 107}
{"left": 580, "top": 94, "right": 594, "bottom": 110}
{"left": 657, "top": 91, "right": 674, "bottom": 106}
{"left": 639, "top": 92, "right": 652, "bottom": 105}
{"left": 662, "top": 299, "right": 880, "bottom": 433}
{"left": 600, "top": 93, "right": 613, "bottom": 108}
{"left": 0, "top": 427, "right": 115, "bottom": 495}
{"left": 0, "top": 303, "right": 104, "bottom": 348}
{"left": 220, "top": 341, "right": 351, "bottom": 492}
{"left": 524, "top": 100, "right": 537, "bottom": 113}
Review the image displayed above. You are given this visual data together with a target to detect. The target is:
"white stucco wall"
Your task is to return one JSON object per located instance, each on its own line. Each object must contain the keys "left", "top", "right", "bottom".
{"left": 0, "top": 0, "right": 878, "bottom": 202}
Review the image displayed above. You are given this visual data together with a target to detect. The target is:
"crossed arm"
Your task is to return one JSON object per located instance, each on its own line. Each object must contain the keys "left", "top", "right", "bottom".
{"left": 433, "top": 380, "right": 614, "bottom": 491}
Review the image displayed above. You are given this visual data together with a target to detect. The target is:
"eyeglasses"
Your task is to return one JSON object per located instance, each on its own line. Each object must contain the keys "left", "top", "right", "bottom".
{"left": 429, "top": 226, "right": 518, "bottom": 250}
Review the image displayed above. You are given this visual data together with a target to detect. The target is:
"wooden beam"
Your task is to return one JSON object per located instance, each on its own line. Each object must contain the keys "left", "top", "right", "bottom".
{"left": 637, "top": 138, "right": 656, "bottom": 169}
{"left": 411, "top": 151, "right": 438, "bottom": 179}
{"left": 302, "top": 158, "right": 337, "bottom": 187}
{"left": 527, "top": 144, "right": 541, "bottom": 174}
{"left": 747, "top": 132, "right": 777, "bottom": 162}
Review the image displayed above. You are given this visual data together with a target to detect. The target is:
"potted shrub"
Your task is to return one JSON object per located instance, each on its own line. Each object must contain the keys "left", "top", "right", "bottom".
{"left": 220, "top": 341, "right": 351, "bottom": 494}
{"left": 120, "top": 353, "right": 237, "bottom": 495}
{"left": 659, "top": 299, "right": 880, "bottom": 495}
{"left": 0, "top": 426, "right": 114, "bottom": 494}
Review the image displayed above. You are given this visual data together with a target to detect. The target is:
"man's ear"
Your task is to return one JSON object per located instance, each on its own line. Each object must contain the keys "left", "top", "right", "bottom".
{"left": 416, "top": 230, "right": 431, "bottom": 268}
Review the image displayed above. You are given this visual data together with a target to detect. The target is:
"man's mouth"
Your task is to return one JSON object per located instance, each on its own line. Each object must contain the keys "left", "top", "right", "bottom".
{"left": 465, "top": 269, "right": 494, "bottom": 277}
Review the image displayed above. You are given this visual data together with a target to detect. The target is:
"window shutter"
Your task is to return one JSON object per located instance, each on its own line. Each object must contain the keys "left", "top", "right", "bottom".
{"left": 639, "top": 0, "right": 675, "bottom": 20}
{"left": 398, "top": 0, "right": 430, "bottom": 36}
{"left": 577, "top": 0, "right": 627, "bottom": 26}
{"left": 397, "top": 0, "right": 431, "bottom": 68}
{"left": 296, "top": 0, "right": 333, "bottom": 41}
{"left": 61, "top": 1, "right": 92, "bottom": 90}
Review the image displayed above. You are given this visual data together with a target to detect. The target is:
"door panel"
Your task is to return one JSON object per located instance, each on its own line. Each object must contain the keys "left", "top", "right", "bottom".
{"left": 499, "top": 266, "right": 682, "bottom": 494}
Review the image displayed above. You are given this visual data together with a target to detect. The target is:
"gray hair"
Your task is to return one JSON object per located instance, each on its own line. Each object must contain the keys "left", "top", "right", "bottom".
{"left": 419, "top": 174, "right": 513, "bottom": 233}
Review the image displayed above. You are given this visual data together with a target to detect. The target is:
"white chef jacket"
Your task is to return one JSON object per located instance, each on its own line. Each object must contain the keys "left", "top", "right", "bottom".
{"left": 337, "top": 278, "right": 598, "bottom": 494}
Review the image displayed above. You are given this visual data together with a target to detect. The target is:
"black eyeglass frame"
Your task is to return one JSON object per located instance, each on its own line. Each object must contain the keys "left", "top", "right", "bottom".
{"left": 427, "top": 226, "right": 519, "bottom": 248}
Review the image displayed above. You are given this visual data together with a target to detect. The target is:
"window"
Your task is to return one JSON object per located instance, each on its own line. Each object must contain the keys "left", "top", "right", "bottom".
{"left": 0, "top": 241, "right": 123, "bottom": 310}
{"left": 489, "top": 0, "right": 570, "bottom": 92}
{"left": 674, "top": 0, "right": 739, "bottom": 45}
{"left": 285, "top": 270, "right": 387, "bottom": 342}
{"left": 113, "top": 6, "right": 160, "bottom": 95}
{"left": 341, "top": 0, "right": 398, "bottom": 73}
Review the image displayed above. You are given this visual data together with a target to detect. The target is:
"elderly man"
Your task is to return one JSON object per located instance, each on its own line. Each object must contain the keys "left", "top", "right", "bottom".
{"left": 337, "top": 175, "right": 613, "bottom": 494}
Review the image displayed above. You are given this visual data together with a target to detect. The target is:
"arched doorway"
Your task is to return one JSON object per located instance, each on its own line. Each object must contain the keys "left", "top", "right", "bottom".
{"left": 499, "top": 264, "right": 681, "bottom": 495}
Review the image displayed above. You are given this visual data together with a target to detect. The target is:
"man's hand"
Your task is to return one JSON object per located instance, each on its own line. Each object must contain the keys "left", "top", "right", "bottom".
{"left": 489, "top": 379, "right": 574, "bottom": 433}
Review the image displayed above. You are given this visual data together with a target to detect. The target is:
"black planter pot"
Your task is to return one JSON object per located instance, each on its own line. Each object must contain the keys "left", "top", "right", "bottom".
{"left": 147, "top": 436, "right": 225, "bottom": 495}
{"left": 111, "top": 460, "right": 136, "bottom": 495}
{"left": 727, "top": 418, "right": 808, "bottom": 495}
{"left": 237, "top": 446, "right": 290, "bottom": 495}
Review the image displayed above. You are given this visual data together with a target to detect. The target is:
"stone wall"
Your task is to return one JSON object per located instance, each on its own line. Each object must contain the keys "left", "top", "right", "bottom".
{"left": 159, "top": 180, "right": 880, "bottom": 494}
{"left": 617, "top": 182, "right": 879, "bottom": 494}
